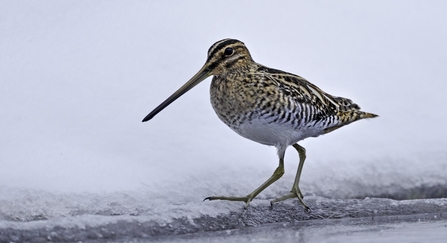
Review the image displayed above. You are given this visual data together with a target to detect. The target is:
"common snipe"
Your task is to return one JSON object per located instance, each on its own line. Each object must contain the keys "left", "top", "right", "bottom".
{"left": 142, "top": 38, "right": 377, "bottom": 210}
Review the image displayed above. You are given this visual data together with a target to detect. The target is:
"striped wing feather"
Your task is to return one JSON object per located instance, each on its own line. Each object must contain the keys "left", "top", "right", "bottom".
{"left": 261, "top": 66, "right": 361, "bottom": 115}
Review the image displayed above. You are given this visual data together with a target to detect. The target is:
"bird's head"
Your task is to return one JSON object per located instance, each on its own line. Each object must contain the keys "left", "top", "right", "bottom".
{"left": 142, "top": 38, "right": 253, "bottom": 122}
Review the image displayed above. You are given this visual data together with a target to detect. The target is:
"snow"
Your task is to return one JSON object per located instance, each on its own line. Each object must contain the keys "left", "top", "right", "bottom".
{"left": 1, "top": 0, "right": 447, "bottom": 241}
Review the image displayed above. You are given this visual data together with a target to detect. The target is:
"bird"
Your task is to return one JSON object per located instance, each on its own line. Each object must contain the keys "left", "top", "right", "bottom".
{"left": 142, "top": 38, "right": 378, "bottom": 210}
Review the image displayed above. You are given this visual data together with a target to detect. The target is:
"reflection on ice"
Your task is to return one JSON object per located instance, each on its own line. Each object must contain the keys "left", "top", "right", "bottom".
{"left": 153, "top": 213, "right": 447, "bottom": 243}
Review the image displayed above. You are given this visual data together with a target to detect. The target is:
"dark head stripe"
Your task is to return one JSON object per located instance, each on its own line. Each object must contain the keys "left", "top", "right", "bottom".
{"left": 207, "top": 39, "right": 244, "bottom": 60}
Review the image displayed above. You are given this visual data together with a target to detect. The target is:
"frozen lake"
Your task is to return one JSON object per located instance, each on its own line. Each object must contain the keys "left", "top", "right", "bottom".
{"left": 1, "top": 193, "right": 446, "bottom": 242}
{"left": 1, "top": 1, "right": 447, "bottom": 242}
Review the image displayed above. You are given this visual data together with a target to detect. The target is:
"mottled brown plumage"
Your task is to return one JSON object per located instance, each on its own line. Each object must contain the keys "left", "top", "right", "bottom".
{"left": 143, "top": 39, "right": 377, "bottom": 210}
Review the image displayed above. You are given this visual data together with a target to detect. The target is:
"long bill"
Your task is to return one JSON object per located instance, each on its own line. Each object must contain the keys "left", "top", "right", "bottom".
{"left": 142, "top": 65, "right": 212, "bottom": 122}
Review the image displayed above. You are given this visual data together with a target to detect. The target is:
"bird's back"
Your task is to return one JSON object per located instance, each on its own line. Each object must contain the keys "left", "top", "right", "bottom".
{"left": 269, "top": 66, "right": 377, "bottom": 134}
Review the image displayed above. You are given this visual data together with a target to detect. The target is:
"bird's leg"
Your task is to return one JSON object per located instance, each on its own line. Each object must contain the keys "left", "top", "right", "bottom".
{"left": 270, "top": 143, "right": 310, "bottom": 210}
{"left": 204, "top": 158, "right": 285, "bottom": 208}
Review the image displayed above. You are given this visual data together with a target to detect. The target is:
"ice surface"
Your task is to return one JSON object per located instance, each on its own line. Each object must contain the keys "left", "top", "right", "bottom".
{"left": 150, "top": 213, "right": 447, "bottom": 243}
{"left": 0, "top": 194, "right": 446, "bottom": 242}
{"left": 1, "top": 1, "right": 447, "bottom": 242}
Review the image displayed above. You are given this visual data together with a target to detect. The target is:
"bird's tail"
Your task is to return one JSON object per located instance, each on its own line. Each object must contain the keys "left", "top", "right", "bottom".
{"left": 323, "top": 110, "right": 378, "bottom": 134}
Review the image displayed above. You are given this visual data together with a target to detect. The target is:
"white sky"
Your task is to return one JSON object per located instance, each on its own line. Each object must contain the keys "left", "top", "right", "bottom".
{"left": 1, "top": 1, "right": 446, "bottom": 195}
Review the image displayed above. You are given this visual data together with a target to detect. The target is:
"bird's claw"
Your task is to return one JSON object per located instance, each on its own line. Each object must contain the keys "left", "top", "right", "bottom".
{"left": 203, "top": 195, "right": 254, "bottom": 207}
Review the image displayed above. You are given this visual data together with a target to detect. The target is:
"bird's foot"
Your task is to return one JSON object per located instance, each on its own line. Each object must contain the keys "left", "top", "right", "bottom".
{"left": 270, "top": 186, "right": 310, "bottom": 211}
{"left": 204, "top": 194, "right": 255, "bottom": 208}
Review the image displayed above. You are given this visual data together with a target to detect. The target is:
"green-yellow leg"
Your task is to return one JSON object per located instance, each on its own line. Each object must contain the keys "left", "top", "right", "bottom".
{"left": 270, "top": 143, "right": 310, "bottom": 210}
{"left": 204, "top": 158, "right": 285, "bottom": 208}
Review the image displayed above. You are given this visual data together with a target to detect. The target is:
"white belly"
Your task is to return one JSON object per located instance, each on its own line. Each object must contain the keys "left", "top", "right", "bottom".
{"left": 232, "top": 118, "right": 325, "bottom": 148}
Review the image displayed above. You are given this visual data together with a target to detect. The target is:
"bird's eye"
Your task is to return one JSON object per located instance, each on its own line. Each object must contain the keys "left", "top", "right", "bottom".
{"left": 224, "top": 47, "right": 234, "bottom": 56}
